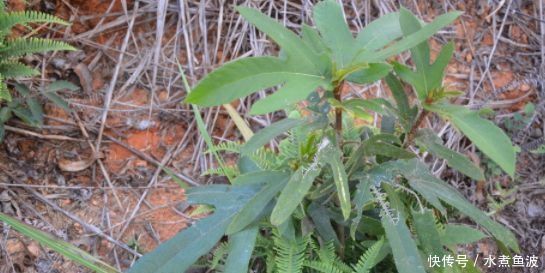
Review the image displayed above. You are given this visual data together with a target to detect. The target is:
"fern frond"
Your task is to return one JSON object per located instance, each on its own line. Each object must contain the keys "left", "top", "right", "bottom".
{"left": 304, "top": 261, "right": 346, "bottom": 273}
{"left": 208, "top": 242, "right": 229, "bottom": 270}
{"left": 207, "top": 141, "right": 242, "bottom": 154}
{"left": 202, "top": 165, "right": 239, "bottom": 177}
{"left": 311, "top": 241, "right": 352, "bottom": 273}
{"left": 0, "top": 73, "right": 9, "bottom": 101}
{"left": 273, "top": 232, "right": 308, "bottom": 273}
{"left": 0, "top": 60, "right": 38, "bottom": 78}
{"left": 250, "top": 148, "right": 279, "bottom": 170}
{"left": 0, "top": 11, "right": 69, "bottom": 33}
{"left": 279, "top": 135, "right": 299, "bottom": 160}
{"left": 0, "top": 38, "right": 75, "bottom": 58}
{"left": 352, "top": 238, "right": 385, "bottom": 273}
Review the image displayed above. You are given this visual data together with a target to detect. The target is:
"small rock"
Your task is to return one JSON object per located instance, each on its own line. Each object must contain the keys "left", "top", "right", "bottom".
{"left": 6, "top": 238, "right": 25, "bottom": 254}
{"left": 26, "top": 241, "right": 41, "bottom": 257}
{"left": 527, "top": 202, "right": 543, "bottom": 218}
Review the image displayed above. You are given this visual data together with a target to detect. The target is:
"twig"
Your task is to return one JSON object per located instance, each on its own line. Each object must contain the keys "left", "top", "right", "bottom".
{"left": 95, "top": 0, "right": 140, "bottom": 151}
{"left": 4, "top": 125, "right": 82, "bottom": 142}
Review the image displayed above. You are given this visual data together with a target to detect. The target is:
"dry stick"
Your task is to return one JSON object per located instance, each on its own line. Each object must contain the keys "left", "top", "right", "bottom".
{"left": 95, "top": 0, "right": 140, "bottom": 151}
{"left": 0, "top": 183, "right": 179, "bottom": 190}
{"left": 3, "top": 125, "right": 82, "bottom": 142}
{"left": 474, "top": 0, "right": 513, "bottom": 93}
{"left": 149, "top": 0, "right": 168, "bottom": 123}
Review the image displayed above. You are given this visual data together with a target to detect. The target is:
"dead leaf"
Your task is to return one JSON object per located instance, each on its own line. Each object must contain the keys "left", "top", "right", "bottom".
{"left": 74, "top": 63, "right": 93, "bottom": 94}
{"left": 58, "top": 153, "right": 103, "bottom": 172}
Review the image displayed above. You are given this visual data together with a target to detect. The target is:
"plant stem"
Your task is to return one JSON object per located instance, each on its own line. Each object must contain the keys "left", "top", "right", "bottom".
{"left": 333, "top": 81, "right": 344, "bottom": 139}
{"left": 404, "top": 109, "right": 428, "bottom": 148}
{"left": 333, "top": 81, "right": 346, "bottom": 258}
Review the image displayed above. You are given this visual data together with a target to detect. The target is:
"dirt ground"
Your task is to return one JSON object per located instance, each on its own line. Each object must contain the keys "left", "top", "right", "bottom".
{"left": 0, "top": 0, "right": 544, "bottom": 273}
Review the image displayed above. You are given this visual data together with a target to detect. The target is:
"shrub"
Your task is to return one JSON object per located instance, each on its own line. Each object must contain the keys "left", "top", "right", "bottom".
{"left": 129, "top": 1, "right": 519, "bottom": 273}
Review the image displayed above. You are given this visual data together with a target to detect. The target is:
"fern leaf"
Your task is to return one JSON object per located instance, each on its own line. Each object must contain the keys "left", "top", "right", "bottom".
{"left": 352, "top": 238, "right": 385, "bottom": 273}
{"left": 0, "top": 38, "right": 75, "bottom": 58}
{"left": 208, "top": 242, "right": 229, "bottom": 270}
{"left": 202, "top": 165, "right": 239, "bottom": 178}
{"left": 207, "top": 141, "right": 242, "bottom": 154}
{"left": 0, "top": 73, "right": 9, "bottom": 101}
{"left": 310, "top": 241, "right": 352, "bottom": 273}
{"left": 249, "top": 148, "right": 279, "bottom": 170}
{"left": 0, "top": 11, "right": 68, "bottom": 32}
{"left": 273, "top": 233, "right": 308, "bottom": 273}
{"left": 0, "top": 60, "right": 38, "bottom": 78}
{"left": 304, "top": 261, "right": 346, "bottom": 273}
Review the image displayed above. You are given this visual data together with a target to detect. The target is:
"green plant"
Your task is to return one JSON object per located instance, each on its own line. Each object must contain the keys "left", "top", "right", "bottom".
{"left": 0, "top": 2, "right": 75, "bottom": 141}
{"left": 129, "top": 1, "right": 519, "bottom": 273}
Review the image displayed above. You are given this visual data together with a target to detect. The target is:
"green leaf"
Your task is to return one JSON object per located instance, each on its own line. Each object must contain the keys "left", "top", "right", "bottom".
{"left": 425, "top": 103, "right": 516, "bottom": 177}
{"left": 232, "top": 170, "right": 286, "bottom": 186}
{"left": 384, "top": 74, "right": 416, "bottom": 131}
{"left": 43, "top": 91, "right": 71, "bottom": 112}
{"left": 271, "top": 165, "right": 321, "bottom": 226}
{"left": 185, "top": 57, "right": 327, "bottom": 107}
{"left": 46, "top": 80, "right": 80, "bottom": 92}
{"left": 308, "top": 202, "right": 340, "bottom": 245}
{"left": 363, "top": 134, "right": 414, "bottom": 159}
{"left": 250, "top": 78, "right": 323, "bottom": 115}
{"left": 13, "top": 83, "right": 30, "bottom": 96}
{"left": 393, "top": 8, "right": 456, "bottom": 100}
{"left": 313, "top": 0, "right": 355, "bottom": 68}
{"left": 355, "top": 12, "right": 402, "bottom": 52}
{"left": 224, "top": 226, "right": 259, "bottom": 273}
{"left": 242, "top": 118, "right": 305, "bottom": 155}
{"left": 227, "top": 172, "right": 290, "bottom": 234}
{"left": 128, "top": 184, "right": 261, "bottom": 273}
{"left": 415, "top": 129, "right": 485, "bottom": 180}
{"left": 356, "top": 10, "right": 461, "bottom": 63}
{"left": 440, "top": 224, "right": 488, "bottom": 246}
{"left": 346, "top": 63, "right": 392, "bottom": 84}
{"left": 0, "top": 213, "right": 119, "bottom": 273}
{"left": 0, "top": 123, "right": 4, "bottom": 142}
{"left": 236, "top": 6, "right": 327, "bottom": 73}
{"left": 383, "top": 159, "right": 519, "bottom": 252}
{"left": 0, "top": 106, "right": 11, "bottom": 123}
{"left": 26, "top": 97, "right": 43, "bottom": 126}
{"left": 318, "top": 141, "right": 352, "bottom": 220}
{"left": 343, "top": 98, "right": 396, "bottom": 119}
{"left": 411, "top": 209, "right": 445, "bottom": 257}
{"left": 381, "top": 190, "right": 426, "bottom": 273}
{"left": 301, "top": 24, "right": 329, "bottom": 55}
{"left": 351, "top": 177, "right": 373, "bottom": 239}
{"left": 12, "top": 106, "right": 39, "bottom": 126}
